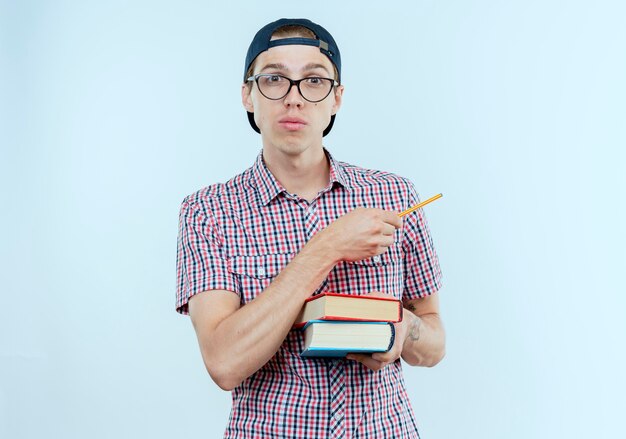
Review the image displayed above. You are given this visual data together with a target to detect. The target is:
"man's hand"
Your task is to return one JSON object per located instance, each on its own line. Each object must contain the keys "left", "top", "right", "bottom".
{"left": 346, "top": 291, "right": 445, "bottom": 370}
{"left": 346, "top": 291, "right": 410, "bottom": 371}
{"left": 317, "top": 208, "right": 402, "bottom": 263}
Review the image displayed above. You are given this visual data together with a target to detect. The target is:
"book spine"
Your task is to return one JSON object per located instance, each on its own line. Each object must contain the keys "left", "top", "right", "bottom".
{"left": 386, "top": 322, "right": 396, "bottom": 352}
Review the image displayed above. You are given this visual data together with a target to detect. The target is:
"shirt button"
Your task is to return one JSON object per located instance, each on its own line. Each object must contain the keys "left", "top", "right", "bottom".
{"left": 257, "top": 267, "right": 266, "bottom": 276}
{"left": 334, "top": 412, "right": 344, "bottom": 421}
{"left": 373, "top": 255, "right": 381, "bottom": 263}
{"left": 307, "top": 205, "right": 315, "bottom": 214}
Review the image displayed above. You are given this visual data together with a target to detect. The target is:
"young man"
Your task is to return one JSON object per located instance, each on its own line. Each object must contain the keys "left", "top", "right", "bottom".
{"left": 176, "top": 18, "right": 445, "bottom": 438}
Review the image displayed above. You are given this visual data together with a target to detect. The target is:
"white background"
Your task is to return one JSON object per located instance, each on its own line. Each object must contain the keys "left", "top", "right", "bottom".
{"left": 1, "top": 1, "right": 625, "bottom": 437}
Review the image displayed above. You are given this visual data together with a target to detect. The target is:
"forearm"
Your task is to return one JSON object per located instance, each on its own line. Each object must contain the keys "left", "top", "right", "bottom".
{"left": 400, "top": 310, "right": 446, "bottom": 367}
{"left": 207, "top": 234, "right": 337, "bottom": 388}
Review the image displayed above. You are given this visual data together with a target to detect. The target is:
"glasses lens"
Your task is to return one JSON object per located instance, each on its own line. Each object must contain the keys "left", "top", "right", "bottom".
{"left": 256, "top": 75, "right": 290, "bottom": 100}
{"left": 256, "top": 75, "right": 334, "bottom": 102}
{"left": 299, "top": 78, "right": 333, "bottom": 102}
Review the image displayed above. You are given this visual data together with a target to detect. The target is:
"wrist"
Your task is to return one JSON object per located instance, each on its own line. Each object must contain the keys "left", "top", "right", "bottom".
{"left": 307, "top": 228, "right": 342, "bottom": 265}
{"left": 290, "top": 231, "right": 340, "bottom": 282}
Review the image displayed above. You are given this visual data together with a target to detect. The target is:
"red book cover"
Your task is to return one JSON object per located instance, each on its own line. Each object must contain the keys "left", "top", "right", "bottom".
{"left": 293, "top": 292, "right": 403, "bottom": 328}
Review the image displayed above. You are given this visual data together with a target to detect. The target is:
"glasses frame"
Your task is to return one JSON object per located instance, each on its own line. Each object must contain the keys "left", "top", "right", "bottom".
{"left": 247, "top": 73, "right": 339, "bottom": 103}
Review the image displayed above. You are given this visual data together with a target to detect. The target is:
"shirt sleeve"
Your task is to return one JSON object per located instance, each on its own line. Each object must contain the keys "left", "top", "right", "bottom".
{"left": 175, "top": 198, "right": 239, "bottom": 315}
{"left": 401, "top": 181, "right": 443, "bottom": 301}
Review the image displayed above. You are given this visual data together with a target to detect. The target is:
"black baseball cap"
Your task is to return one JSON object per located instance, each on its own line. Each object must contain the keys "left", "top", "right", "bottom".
{"left": 244, "top": 18, "right": 342, "bottom": 137}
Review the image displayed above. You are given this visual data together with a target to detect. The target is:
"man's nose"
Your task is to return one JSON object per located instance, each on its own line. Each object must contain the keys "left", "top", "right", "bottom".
{"left": 283, "top": 83, "right": 304, "bottom": 107}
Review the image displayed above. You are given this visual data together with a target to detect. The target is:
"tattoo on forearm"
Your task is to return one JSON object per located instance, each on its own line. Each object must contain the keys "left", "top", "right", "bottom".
{"left": 408, "top": 317, "right": 422, "bottom": 342}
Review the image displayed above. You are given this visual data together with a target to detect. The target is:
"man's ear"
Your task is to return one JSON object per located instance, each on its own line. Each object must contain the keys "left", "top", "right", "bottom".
{"left": 331, "top": 85, "right": 344, "bottom": 115}
{"left": 242, "top": 84, "right": 254, "bottom": 112}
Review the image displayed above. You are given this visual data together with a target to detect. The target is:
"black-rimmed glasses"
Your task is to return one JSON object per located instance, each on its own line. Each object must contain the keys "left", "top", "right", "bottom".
{"left": 247, "top": 74, "right": 338, "bottom": 103}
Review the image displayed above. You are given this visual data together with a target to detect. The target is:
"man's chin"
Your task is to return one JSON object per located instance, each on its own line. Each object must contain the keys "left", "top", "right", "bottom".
{"left": 264, "top": 138, "right": 315, "bottom": 157}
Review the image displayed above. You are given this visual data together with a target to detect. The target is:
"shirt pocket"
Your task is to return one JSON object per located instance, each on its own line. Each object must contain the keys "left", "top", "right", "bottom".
{"left": 228, "top": 253, "right": 295, "bottom": 305}
{"left": 328, "top": 245, "right": 404, "bottom": 298}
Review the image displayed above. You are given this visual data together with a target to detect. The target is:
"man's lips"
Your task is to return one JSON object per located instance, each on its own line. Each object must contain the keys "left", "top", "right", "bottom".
{"left": 278, "top": 117, "right": 307, "bottom": 131}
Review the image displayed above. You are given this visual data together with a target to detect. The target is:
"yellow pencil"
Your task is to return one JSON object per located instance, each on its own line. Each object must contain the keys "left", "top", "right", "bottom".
{"left": 398, "top": 193, "right": 443, "bottom": 217}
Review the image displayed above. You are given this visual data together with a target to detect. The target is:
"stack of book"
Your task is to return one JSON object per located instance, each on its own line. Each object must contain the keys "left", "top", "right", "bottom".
{"left": 293, "top": 293, "right": 403, "bottom": 358}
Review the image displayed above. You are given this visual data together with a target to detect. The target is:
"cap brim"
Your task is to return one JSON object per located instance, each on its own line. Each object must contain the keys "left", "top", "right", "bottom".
{"left": 247, "top": 112, "right": 261, "bottom": 134}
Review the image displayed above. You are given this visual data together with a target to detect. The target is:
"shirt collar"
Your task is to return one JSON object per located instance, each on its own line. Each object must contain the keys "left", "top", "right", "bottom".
{"left": 251, "top": 148, "right": 351, "bottom": 206}
{"left": 251, "top": 151, "right": 285, "bottom": 206}
{"left": 326, "top": 148, "right": 350, "bottom": 191}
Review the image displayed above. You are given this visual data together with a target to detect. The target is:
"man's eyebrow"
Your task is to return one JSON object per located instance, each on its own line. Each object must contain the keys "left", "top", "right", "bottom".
{"left": 303, "top": 63, "right": 331, "bottom": 75}
{"left": 258, "top": 62, "right": 332, "bottom": 76}
{"left": 259, "top": 63, "right": 289, "bottom": 72}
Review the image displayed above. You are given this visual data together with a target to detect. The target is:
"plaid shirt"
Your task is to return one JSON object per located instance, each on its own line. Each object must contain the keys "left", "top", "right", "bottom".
{"left": 176, "top": 149, "right": 442, "bottom": 439}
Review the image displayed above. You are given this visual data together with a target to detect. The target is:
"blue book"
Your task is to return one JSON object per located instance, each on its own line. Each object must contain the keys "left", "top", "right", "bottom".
{"left": 300, "top": 320, "right": 396, "bottom": 358}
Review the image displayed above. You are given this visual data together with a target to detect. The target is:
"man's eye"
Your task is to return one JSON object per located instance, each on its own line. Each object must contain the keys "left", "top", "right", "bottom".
{"left": 267, "top": 75, "right": 284, "bottom": 83}
{"left": 304, "top": 77, "right": 326, "bottom": 87}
